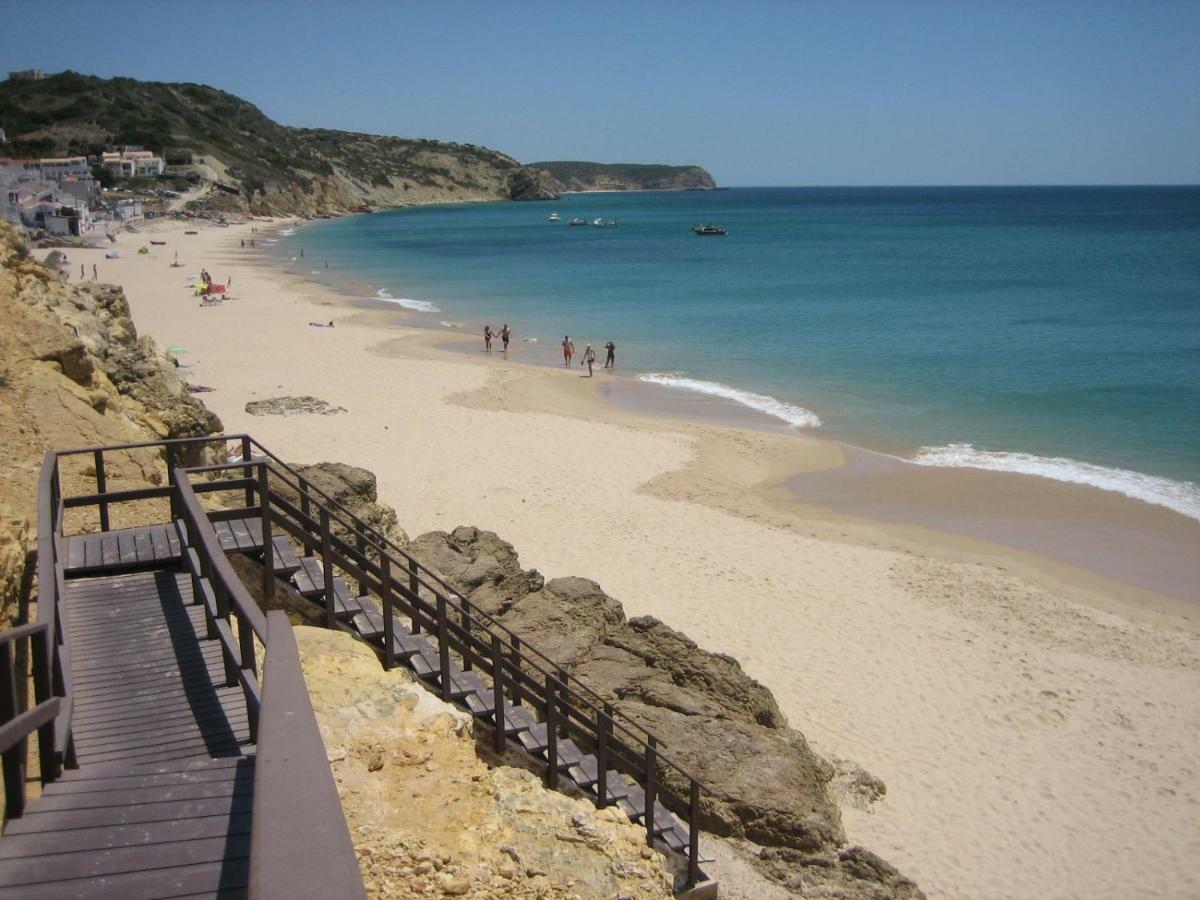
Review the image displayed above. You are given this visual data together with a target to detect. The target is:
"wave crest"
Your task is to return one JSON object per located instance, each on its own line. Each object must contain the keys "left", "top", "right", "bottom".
{"left": 913, "top": 443, "right": 1200, "bottom": 521}
{"left": 375, "top": 288, "right": 438, "bottom": 312}
{"left": 638, "top": 373, "right": 821, "bottom": 428}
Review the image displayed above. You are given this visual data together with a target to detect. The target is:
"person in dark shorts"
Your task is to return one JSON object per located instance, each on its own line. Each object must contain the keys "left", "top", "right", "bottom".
{"left": 603, "top": 340, "right": 615, "bottom": 368}
{"left": 499, "top": 323, "right": 511, "bottom": 351}
{"left": 562, "top": 336, "right": 574, "bottom": 366}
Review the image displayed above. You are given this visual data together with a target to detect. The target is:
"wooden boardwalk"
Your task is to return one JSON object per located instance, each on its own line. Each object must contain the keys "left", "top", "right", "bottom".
{"left": 0, "top": 568, "right": 255, "bottom": 898}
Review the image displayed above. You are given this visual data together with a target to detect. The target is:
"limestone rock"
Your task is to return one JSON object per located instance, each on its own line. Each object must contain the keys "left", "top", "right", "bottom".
{"left": 285, "top": 462, "right": 408, "bottom": 547}
{"left": 408, "top": 527, "right": 543, "bottom": 616}
{"left": 245, "top": 395, "right": 347, "bottom": 416}
{"left": 0, "top": 509, "right": 30, "bottom": 624}
{"left": 507, "top": 166, "right": 563, "bottom": 201}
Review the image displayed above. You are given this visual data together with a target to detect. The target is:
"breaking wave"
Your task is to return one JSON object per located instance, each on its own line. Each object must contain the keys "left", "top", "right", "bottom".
{"left": 375, "top": 288, "right": 438, "bottom": 312}
{"left": 637, "top": 374, "right": 821, "bottom": 428}
{"left": 913, "top": 443, "right": 1200, "bottom": 521}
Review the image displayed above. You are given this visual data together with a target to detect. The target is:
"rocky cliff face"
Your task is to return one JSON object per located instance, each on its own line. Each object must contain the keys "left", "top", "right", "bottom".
{"left": 408, "top": 526, "right": 923, "bottom": 897}
{"left": 296, "top": 625, "right": 675, "bottom": 899}
{"left": 527, "top": 162, "right": 717, "bottom": 193}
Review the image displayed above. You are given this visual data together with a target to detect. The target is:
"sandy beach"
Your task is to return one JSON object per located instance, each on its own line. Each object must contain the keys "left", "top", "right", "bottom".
{"left": 70, "top": 217, "right": 1200, "bottom": 899}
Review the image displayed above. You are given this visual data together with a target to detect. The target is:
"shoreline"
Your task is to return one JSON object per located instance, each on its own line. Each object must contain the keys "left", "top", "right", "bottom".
{"left": 74, "top": 216, "right": 1200, "bottom": 899}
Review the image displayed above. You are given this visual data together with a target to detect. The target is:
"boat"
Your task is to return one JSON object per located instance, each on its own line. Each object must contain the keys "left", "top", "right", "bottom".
{"left": 549, "top": 212, "right": 561, "bottom": 222}
{"left": 568, "top": 218, "right": 587, "bottom": 226}
{"left": 591, "top": 218, "right": 617, "bottom": 228}
{"left": 691, "top": 224, "right": 727, "bottom": 236}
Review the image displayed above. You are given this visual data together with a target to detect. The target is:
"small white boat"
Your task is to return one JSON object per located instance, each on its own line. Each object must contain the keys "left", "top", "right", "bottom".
{"left": 568, "top": 217, "right": 587, "bottom": 226}
{"left": 591, "top": 218, "right": 617, "bottom": 228}
{"left": 549, "top": 212, "right": 561, "bottom": 222}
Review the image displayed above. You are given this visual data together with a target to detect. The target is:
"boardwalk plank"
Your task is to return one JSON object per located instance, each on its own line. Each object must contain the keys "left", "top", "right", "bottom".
{"left": 100, "top": 533, "right": 119, "bottom": 567}
{"left": 66, "top": 535, "right": 85, "bottom": 570}
{"left": 149, "top": 524, "right": 171, "bottom": 561}
{"left": 133, "top": 527, "right": 155, "bottom": 563}
{"left": 117, "top": 529, "right": 138, "bottom": 565}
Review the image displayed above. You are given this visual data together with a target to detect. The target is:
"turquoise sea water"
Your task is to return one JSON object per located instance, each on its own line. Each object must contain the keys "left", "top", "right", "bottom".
{"left": 268, "top": 187, "right": 1200, "bottom": 519}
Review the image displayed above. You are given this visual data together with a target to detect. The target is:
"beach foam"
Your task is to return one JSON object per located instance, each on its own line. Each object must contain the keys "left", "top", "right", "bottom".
{"left": 375, "top": 288, "right": 438, "bottom": 313}
{"left": 913, "top": 443, "right": 1200, "bottom": 521}
{"left": 279, "top": 228, "right": 297, "bottom": 236}
{"left": 638, "top": 373, "right": 822, "bottom": 428}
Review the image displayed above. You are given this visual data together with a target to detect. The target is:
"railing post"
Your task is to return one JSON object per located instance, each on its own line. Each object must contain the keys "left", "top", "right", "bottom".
{"left": 491, "top": 634, "right": 505, "bottom": 754}
{"left": 258, "top": 464, "right": 275, "bottom": 608}
{"left": 299, "top": 477, "right": 314, "bottom": 556}
{"left": 596, "top": 703, "right": 612, "bottom": 807}
{"left": 356, "top": 531, "right": 368, "bottom": 596}
{"left": 408, "top": 558, "right": 420, "bottom": 633}
{"left": 0, "top": 642, "right": 27, "bottom": 818}
{"left": 241, "top": 436, "right": 254, "bottom": 508}
{"left": 645, "top": 736, "right": 657, "bottom": 847}
{"left": 31, "top": 627, "right": 59, "bottom": 783}
{"left": 436, "top": 594, "right": 451, "bottom": 702}
{"left": 688, "top": 779, "right": 702, "bottom": 888}
{"left": 93, "top": 449, "right": 110, "bottom": 532}
{"left": 460, "top": 599, "right": 472, "bottom": 672}
{"left": 510, "top": 636, "right": 522, "bottom": 706}
{"left": 217, "top": 584, "right": 238, "bottom": 688}
{"left": 165, "top": 444, "right": 180, "bottom": 521}
{"left": 320, "top": 509, "right": 335, "bottom": 629}
{"left": 380, "top": 554, "right": 394, "bottom": 671}
{"left": 544, "top": 674, "right": 558, "bottom": 789}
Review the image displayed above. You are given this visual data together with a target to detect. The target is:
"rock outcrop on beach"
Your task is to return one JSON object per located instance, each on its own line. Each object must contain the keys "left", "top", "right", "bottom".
{"left": 527, "top": 161, "right": 717, "bottom": 192}
{"left": 408, "top": 526, "right": 923, "bottom": 896}
{"left": 245, "top": 395, "right": 347, "bottom": 416}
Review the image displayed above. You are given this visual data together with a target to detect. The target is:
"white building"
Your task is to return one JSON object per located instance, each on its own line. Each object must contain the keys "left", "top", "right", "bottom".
{"left": 101, "top": 149, "right": 164, "bottom": 179}
{"left": 38, "top": 156, "right": 91, "bottom": 180}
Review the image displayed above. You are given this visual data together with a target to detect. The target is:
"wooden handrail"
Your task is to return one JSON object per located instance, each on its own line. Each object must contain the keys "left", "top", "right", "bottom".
{"left": 249, "top": 611, "right": 365, "bottom": 899}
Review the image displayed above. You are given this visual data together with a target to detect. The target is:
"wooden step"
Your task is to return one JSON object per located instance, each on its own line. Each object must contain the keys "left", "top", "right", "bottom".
{"left": 292, "top": 558, "right": 362, "bottom": 618}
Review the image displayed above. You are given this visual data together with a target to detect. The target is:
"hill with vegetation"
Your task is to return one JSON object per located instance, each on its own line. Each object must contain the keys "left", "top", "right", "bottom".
{"left": 0, "top": 72, "right": 560, "bottom": 214}
{"left": 528, "top": 161, "right": 716, "bottom": 192}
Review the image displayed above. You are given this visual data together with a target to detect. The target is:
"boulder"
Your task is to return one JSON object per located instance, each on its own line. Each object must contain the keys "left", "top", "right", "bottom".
{"left": 407, "top": 527, "right": 542, "bottom": 616}
{"left": 283, "top": 462, "right": 408, "bottom": 548}
{"left": 245, "top": 396, "right": 346, "bottom": 416}
{"left": 497, "top": 577, "right": 626, "bottom": 667}
{"left": 506, "top": 166, "right": 562, "bottom": 201}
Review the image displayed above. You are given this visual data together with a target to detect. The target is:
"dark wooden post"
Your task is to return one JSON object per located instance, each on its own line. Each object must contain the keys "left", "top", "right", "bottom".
{"left": 241, "top": 436, "right": 254, "bottom": 508}
{"left": 645, "top": 736, "right": 657, "bottom": 847}
{"left": 509, "top": 635, "right": 522, "bottom": 706}
{"left": 491, "top": 634, "right": 505, "bottom": 754}
{"left": 319, "top": 509, "right": 335, "bottom": 629}
{"left": 93, "top": 449, "right": 110, "bottom": 532}
{"left": 356, "top": 531, "right": 368, "bottom": 596}
{"left": 544, "top": 674, "right": 558, "bottom": 789}
{"left": 436, "top": 594, "right": 451, "bottom": 702}
{"left": 165, "top": 445, "right": 179, "bottom": 521}
{"left": 688, "top": 779, "right": 701, "bottom": 888}
{"left": 460, "top": 599, "right": 472, "bottom": 672}
{"left": 380, "top": 554, "right": 394, "bottom": 671}
{"left": 596, "top": 703, "right": 612, "bottom": 807}
{"left": 299, "top": 477, "right": 314, "bottom": 556}
{"left": 0, "top": 642, "right": 27, "bottom": 818}
{"left": 31, "top": 627, "right": 59, "bottom": 782}
{"left": 258, "top": 464, "right": 274, "bottom": 608}
{"left": 408, "top": 558, "right": 420, "bottom": 633}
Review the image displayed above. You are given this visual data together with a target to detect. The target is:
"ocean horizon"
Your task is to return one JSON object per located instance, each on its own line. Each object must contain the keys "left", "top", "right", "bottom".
{"left": 267, "top": 185, "right": 1200, "bottom": 521}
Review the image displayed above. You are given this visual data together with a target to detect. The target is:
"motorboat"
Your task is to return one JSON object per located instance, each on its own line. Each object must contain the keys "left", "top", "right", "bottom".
{"left": 691, "top": 224, "right": 727, "bottom": 235}
{"left": 591, "top": 218, "right": 617, "bottom": 228}
{"left": 549, "top": 212, "right": 561, "bottom": 221}
{"left": 568, "top": 217, "right": 587, "bottom": 226}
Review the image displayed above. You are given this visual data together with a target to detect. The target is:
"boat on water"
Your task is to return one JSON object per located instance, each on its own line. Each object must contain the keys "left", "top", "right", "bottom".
{"left": 568, "top": 217, "right": 587, "bottom": 226}
{"left": 549, "top": 212, "right": 561, "bottom": 221}
{"left": 692, "top": 224, "right": 727, "bottom": 236}
{"left": 591, "top": 218, "right": 617, "bottom": 228}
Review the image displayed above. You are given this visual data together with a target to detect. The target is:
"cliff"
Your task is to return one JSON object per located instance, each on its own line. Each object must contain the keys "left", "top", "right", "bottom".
{"left": 528, "top": 161, "right": 717, "bottom": 192}
{"left": 0, "top": 72, "right": 559, "bottom": 215}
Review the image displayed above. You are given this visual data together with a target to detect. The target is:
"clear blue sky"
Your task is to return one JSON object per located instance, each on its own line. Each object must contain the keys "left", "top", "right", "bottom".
{"left": 2, "top": 0, "right": 1197, "bottom": 185}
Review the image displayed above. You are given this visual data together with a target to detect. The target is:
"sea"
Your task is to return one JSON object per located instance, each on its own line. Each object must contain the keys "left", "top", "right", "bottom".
{"left": 266, "top": 186, "right": 1200, "bottom": 521}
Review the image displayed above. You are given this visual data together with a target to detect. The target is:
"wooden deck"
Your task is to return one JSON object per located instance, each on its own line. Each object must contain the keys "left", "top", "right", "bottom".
{"left": 0, "top": 568, "right": 255, "bottom": 898}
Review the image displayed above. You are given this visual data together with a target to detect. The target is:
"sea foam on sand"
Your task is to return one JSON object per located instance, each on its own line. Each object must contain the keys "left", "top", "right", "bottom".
{"left": 375, "top": 288, "right": 438, "bottom": 313}
{"left": 914, "top": 443, "right": 1200, "bottom": 522}
{"left": 639, "top": 373, "right": 822, "bottom": 428}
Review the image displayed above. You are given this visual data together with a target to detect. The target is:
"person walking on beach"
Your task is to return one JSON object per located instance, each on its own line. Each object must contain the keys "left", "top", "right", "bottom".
{"left": 92, "top": 264, "right": 97, "bottom": 281}
{"left": 80, "top": 263, "right": 85, "bottom": 280}
{"left": 500, "top": 323, "right": 511, "bottom": 351}
{"left": 562, "top": 335, "right": 574, "bottom": 367}
{"left": 484, "top": 325, "right": 494, "bottom": 352}
{"left": 603, "top": 340, "right": 615, "bottom": 368}
{"left": 581, "top": 343, "right": 597, "bottom": 377}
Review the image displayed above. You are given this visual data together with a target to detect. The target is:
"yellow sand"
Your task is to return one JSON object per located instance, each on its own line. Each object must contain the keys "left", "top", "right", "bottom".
{"left": 73, "top": 218, "right": 1200, "bottom": 900}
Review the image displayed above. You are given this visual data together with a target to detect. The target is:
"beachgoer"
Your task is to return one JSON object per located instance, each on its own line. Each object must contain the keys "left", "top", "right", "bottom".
{"left": 80, "top": 263, "right": 85, "bottom": 279}
{"left": 581, "top": 343, "right": 597, "bottom": 377}
{"left": 484, "top": 325, "right": 494, "bottom": 352}
{"left": 324, "top": 260, "right": 329, "bottom": 269}
{"left": 228, "top": 275, "right": 233, "bottom": 288}
{"left": 604, "top": 340, "right": 615, "bottom": 368}
{"left": 500, "top": 323, "right": 511, "bottom": 351}
{"left": 300, "top": 248, "right": 304, "bottom": 258}
{"left": 92, "top": 264, "right": 97, "bottom": 281}
{"left": 562, "top": 336, "right": 574, "bottom": 367}
{"left": 240, "top": 238, "right": 245, "bottom": 248}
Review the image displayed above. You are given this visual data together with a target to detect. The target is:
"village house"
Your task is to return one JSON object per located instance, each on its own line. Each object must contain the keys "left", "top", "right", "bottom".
{"left": 101, "top": 149, "right": 165, "bottom": 178}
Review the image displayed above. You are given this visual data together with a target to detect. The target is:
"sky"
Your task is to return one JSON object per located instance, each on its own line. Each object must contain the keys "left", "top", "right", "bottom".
{"left": 2, "top": 0, "right": 1197, "bottom": 186}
